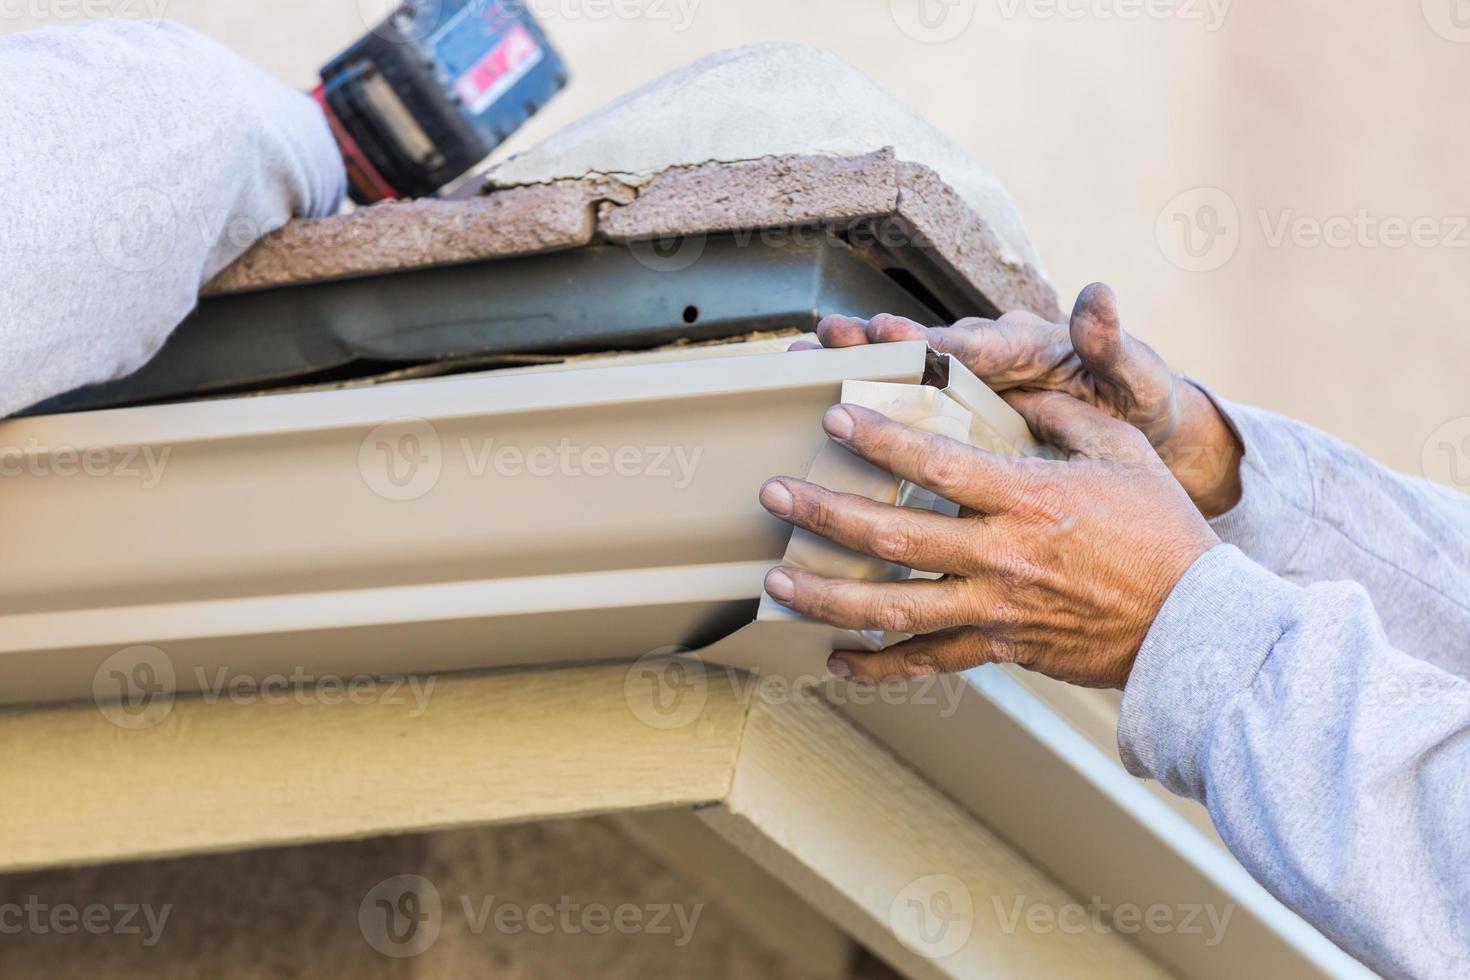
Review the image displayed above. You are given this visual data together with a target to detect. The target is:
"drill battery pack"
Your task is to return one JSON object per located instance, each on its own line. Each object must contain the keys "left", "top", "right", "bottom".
{"left": 316, "top": 0, "right": 568, "bottom": 203}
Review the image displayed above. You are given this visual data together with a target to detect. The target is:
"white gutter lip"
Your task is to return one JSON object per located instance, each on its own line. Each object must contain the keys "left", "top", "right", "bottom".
{"left": 5, "top": 341, "right": 932, "bottom": 449}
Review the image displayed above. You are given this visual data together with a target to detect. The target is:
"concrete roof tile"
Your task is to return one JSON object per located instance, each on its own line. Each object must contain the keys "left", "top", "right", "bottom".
{"left": 205, "top": 46, "right": 1058, "bottom": 320}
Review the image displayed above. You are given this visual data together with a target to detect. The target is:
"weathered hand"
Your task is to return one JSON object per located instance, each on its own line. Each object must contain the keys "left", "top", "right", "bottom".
{"left": 759, "top": 394, "right": 1219, "bottom": 687}
{"left": 799, "top": 283, "right": 1243, "bottom": 517}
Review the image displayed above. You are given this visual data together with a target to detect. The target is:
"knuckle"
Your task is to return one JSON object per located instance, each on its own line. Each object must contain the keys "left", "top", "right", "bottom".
{"left": 985, "top": 635, "right": 1022, "bottom": 666}
{"left": 1035, "top": 396, "right": 1073, "bottom": 436}
{"left": 802, "top": 491, "right": 838, "bottom": 536}
{"left": 901, "top": 649, "right": 938, "bottom": 676}
{"left": 918, "top": 443, "right": 970, "bottom": 495}
{"left": 803, "top": 585, "right": 836, "bottom": 623}
{"left": 994, "top": 552, "right": 1040, "bottom": 591}
{"left": 1024, "top": 479, "right": 1070, "bottom": 523}
{"left": 989, "top": 599, "right": 1025, "bottom": 629}
{"left": 873, "top": 591, "right": 924, "bottom": 634}
{"left": 869, "top": 518, "right": 925, "bottom": 565}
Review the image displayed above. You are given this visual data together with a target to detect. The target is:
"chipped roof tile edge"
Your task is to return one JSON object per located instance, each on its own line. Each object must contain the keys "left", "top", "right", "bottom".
{"left": 202, "top": 177, "right": 634, "bottom": 297}
{"left": 203, "top": 149, "right": 1059, "bottom": 320}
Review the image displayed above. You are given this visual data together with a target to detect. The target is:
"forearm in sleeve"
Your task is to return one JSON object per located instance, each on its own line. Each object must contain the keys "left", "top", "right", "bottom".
{"left": 1119, "top": 545, "right": 1470, "bottom": 979}
{"left": 0, "top": 19, "right": 346, "bottom": 417}
{"left": 1199, "top": 393, "right": 1470, "bottom": 676}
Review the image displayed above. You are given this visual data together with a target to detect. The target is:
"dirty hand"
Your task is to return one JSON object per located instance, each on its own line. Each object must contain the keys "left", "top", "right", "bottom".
{"left": 759, "top": 394, "right": 1219, "bottom": 688}
{"left": 800, "top": 283, "right": 1243, "bottom": 517}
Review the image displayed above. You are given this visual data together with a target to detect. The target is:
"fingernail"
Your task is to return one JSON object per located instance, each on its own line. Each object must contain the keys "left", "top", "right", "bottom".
{"left": 764, "top": 568, "right": 795, "bottom": 602}
{"left": 759, "top": 480, "right": 794, "bottom": 517}
{"left": 827, "top": 655, "right": 851, "bottom": 678}
{"left": 823, "top": 406, "right": 854, "bottom": 440}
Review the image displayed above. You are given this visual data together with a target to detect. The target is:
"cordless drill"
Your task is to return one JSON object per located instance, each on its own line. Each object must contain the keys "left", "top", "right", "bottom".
{"left": 315, "top": 0, "right": 569, "bottom": 204}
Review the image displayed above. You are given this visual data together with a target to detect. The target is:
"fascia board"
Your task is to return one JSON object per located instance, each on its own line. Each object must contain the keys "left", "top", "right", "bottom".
{"left": 839, "top": 668, "right": 1372, "bottom": 980}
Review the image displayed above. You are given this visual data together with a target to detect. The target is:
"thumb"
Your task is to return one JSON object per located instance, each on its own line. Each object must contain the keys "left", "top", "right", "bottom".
{"left": 1005, "top": 389, "right": 1147, "bottom": 461}
{"left": 1068, "top": 282, "right": 1133, "bottom": 382}
{"left": 1069, "top": 283, "right": 1177, "bottom": 425}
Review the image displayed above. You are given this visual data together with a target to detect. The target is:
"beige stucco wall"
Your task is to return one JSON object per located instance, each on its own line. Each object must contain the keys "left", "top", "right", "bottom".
{"left": 3, "top": 9, "right": 1454, "bottom": 973}
{"left": 7, "top": 0, "right": 1466, "bottom": 477}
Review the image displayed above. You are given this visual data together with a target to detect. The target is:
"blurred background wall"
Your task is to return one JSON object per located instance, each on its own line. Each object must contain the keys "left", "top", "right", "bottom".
{"left": 5, "top": 0, "right": 1467, "bottom": 477}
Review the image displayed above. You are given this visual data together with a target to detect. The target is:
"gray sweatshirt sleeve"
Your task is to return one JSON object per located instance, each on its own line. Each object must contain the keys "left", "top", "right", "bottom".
{"left": 0, "top": 19, "right": 346, "bottom": 417}
{"left": 1119, "top": 404, "right": 1470, "bottom": 978}
{"left": 1201, "top": 395, "right": 1470, "bottom": 676}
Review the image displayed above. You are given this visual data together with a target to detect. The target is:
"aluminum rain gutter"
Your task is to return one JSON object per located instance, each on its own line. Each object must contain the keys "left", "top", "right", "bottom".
{"left": 0, "top": 342, "right": 931, "bottom": 706}
{"left": 0, "top": 340, "right": 1365, "bottom": 980}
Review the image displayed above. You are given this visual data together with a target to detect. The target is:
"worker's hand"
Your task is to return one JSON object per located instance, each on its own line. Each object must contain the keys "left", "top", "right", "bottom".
{"left": 799, "top": 284, "right": 1243, "bottom": 517}
{"left": 758, "top": 395, "right": 1219, "bottom": 687}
